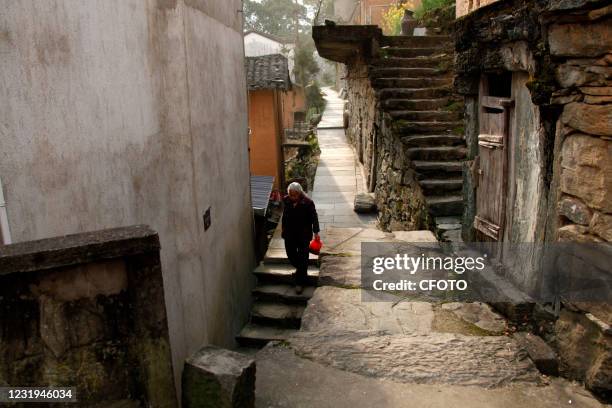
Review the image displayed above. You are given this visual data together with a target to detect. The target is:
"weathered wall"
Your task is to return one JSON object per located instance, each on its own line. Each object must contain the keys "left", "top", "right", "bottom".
{"left": 0, "top": 226, "right": 177, "bottom": 406}
{"left": 455, "top": 0, "right": 612, "bottom": 396}
{"left": 0, "top": 0, "right": 256, "bottom": 392}
{"left": 344, "top": 60, "right": 429, "bottom": 231}
{"left": 249, "top": 90, "right": 284, "bottom": 189}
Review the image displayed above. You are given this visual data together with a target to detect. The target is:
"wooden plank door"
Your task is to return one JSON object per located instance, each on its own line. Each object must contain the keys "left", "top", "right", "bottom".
{"left": 474, "top": 95, "right": 513, "bottom": 241}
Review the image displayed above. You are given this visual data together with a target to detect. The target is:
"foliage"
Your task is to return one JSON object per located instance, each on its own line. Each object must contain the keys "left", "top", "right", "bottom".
{"left": 244, "top": 0, "right": 333, "bottom": 110}
{"left": 244, "top": 0, "right": 333, "bottom": 37}
{"left": 381, "top": 2, "right": 415, "bottom": 36}
{"left": 293, "top": 33, "right": 320, "bottom": 86}
{"left": 414, "top": 0, "right": 454, "bottom": 20}
{"left": 244, "top": 0, "right": 306, "bottom": 38}
{"left": 305, "top": 81, "right": 326, "bottom": 113}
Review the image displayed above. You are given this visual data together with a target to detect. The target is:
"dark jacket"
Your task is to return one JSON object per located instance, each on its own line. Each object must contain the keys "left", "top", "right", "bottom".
{"left": 281, "top": 194, "right": 320, "bottom": 242}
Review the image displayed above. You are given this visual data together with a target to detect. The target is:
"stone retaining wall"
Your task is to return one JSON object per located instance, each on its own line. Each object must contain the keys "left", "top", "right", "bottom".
{"left": 344, "top": 60, "right": 430, "bottom": 231}
{"left": 0, "top": 225, "right": 177, "bottom": 407}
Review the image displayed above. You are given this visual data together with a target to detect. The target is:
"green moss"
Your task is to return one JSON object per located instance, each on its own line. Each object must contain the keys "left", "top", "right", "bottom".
{"left": 136, "top": 338, "right": 176, "bottom": 408}
{"left": 443, "top": 101, "right": 463, "bottom": 113}
{"left": 432, "top": 308, "right": 499, "bottom": 336}
{"left": 453, "top": 124, "right": 465, "bottom": 135}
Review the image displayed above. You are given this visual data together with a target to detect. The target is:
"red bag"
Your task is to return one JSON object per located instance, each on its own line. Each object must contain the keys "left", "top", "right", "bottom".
{"left": 309, "top": 236, "right": 322, "bottom": 255}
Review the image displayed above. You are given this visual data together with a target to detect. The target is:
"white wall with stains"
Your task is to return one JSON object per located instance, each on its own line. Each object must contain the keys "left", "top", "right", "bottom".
{"left": 0, "top": 0, "right": 255, "bottom": 392}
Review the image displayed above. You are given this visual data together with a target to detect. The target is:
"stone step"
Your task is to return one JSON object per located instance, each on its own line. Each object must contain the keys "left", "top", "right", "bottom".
{"left": 406, "top": 146, "right": 467, "bottom": 161}
{"left": 372, "top": 77, "right": 452, "bottom": 89}
{"left": 236, "top": 323, "right": 297, "bottom": 348}
{"left": 441, "top": 228, "right": 463, "bottom": 242}
{"left": 263, "top": 249, "right": 318, "bottom": 266}
{"left": 426, "top": 194, "right": 464, "bottom": 216}
{"left": 252, "top": 283, "right": 315, "bottom": 305}
{"left": 372, "top": 54, "right": 452, "bottom": 69}
{"left": 420, "top": 178, "right": 463, "bottom": 194}
{"left": 382, "top": 46, "right": 450, "bottom": 58}
{"left": 378, "top": 87, "right": 451, "bottom": 100}
{"left": 251, "top": 301, "right": 305, "bottom": 329}
{"left": 370, "top": 67, "right": 449, "bottom": 79}
{"left": 401, "top": 134, "right": 464, "bottom": 147}
{"left": 435, "top": 216, "right": 463, "bottom": 231}
{"left": 413, "top": 160, "right": 464, "bottom": 178}
{"left": 382, "top": 98, "right": 449, "bottom": 111}
{"left": 394, "top": 121, "right": 463, "bottom": 135}
{"left": 254, "top": 263, "right": 319, "bottom": 286}
{"left": 388, "top": 110, "right": 460, "bottom": 122}
{"left": 381, "top": 35, "right": 452, "bottom": 48}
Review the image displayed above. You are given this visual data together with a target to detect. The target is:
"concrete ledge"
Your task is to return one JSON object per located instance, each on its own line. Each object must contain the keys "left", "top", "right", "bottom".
{"left": 0, "top": 225, "right": 160, "bottom": 275}
{"left": 313, "top": 25, "right": 382, "bottom": 63}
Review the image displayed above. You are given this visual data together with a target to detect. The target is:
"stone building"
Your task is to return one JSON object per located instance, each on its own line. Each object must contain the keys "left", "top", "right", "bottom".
{"left": 0, "top": 0, "right": 256, "bottom": 393}
{"left": 454, "top": 0, "right": 611, "bottom": 397}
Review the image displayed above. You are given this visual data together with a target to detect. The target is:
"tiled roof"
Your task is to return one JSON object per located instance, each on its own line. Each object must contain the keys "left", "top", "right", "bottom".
{"left": 245, "top": 54, "right": 292, "bottom": 91}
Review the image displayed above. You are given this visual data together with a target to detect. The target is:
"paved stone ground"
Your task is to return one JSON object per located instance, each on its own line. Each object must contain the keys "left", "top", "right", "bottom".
{"left": 255, "top": 228, "right": 605, "bottom": 407}
{"left": 311, "top": 88, "right": 377, "bottom": 235}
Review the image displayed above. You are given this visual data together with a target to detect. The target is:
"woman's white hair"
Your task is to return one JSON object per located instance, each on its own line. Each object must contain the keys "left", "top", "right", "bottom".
{"left": 287, "top": 181, "right": 306, "bottom": 196}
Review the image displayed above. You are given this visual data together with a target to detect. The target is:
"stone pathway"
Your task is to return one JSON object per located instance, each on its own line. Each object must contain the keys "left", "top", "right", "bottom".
{"left": 311, "top": 88, "right": 377, "bottom": 235}
{"left": 254, "top": 227, "right": 604, "bottom": 407}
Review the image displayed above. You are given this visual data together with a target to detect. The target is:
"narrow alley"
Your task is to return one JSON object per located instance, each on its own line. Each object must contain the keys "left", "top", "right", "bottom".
{"left": 248, "top": 89, "right": 605, "bottom": 407}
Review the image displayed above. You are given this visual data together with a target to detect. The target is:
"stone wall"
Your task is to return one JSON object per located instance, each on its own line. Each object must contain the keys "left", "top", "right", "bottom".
{"left": 344, "top": 60, "right": 430, "bottom": 231}
{"left": 455, "top": 0, "right": 611, "bottom": 397}
{"left": 0, "top": 226, "right": 177, "bottom": 407}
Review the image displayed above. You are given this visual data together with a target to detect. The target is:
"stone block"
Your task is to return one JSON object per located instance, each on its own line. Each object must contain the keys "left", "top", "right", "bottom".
{"left": 182, "top": 345, "right": 255, "bottom": 408}
{"left": 549, "top": 21, "right": 612, "bottom": 57}
{"left": 558, "top": 224, "right": 601, "bottom": 242}
{"left": 555, "top": 64, "right": 609, "bottom": 88}
{"left": 555, "top": 309, "right": 612, "bottom": 397}
{"left": 512, "top": 332, "right": 559, "bottom": 376}
{"left": 557, "top": 196, "right": 592, "bottom": 225}
{"left": 560, "top": 103, "right": 612, "bottom": 136}
{"left": 590, "top": 212, "right": 612, "bottom": 241}
{"left": 560, "top": 134, "right": 612, "bottom": 212}
{"left": 353, "top": 192, "right": 377, "bottom": 213}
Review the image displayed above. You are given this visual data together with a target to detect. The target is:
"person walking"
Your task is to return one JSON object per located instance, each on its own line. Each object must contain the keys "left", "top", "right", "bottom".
{"left": 281, "top": 182, "right": 320, "bottom": 294}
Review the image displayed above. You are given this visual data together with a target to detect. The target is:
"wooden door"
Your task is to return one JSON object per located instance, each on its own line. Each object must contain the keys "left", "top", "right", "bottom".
{"left": 474, "top": 95, "right": 513, "bottom": 241}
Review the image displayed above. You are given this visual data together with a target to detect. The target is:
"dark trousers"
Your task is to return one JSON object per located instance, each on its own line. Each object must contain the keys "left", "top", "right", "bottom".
{"left": 284, "top": 238, "right": 309, "bottom": 285}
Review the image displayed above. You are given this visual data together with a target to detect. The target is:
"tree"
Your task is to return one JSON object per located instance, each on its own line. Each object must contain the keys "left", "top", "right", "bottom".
{"left": 244, "top": 0, "right": 307, "bottom": 38}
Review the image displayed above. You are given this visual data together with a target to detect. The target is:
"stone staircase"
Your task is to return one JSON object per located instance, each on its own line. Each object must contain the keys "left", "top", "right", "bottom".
{"left": 370, "top": 35, "right": 465, "bottom": 241}
{"left": 236, "top": 253, "right": 318, "bottom": 348}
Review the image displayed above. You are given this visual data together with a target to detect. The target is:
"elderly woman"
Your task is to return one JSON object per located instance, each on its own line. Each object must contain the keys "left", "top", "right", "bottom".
{"left": 281, "top": 182, "right": 320, "bottom": 294}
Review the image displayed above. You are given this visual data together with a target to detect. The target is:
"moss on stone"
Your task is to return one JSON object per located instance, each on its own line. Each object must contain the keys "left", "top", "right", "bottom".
{"left": 432, "top": 307, "right": 498, "bottom": 336}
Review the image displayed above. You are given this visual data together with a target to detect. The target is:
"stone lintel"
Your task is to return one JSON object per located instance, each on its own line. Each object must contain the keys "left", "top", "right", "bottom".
{"left": 312, "top": 25, "right": 382, "bottom": 64}
{"left": 0, "top": 225, "right": 160, "bottom": 276}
